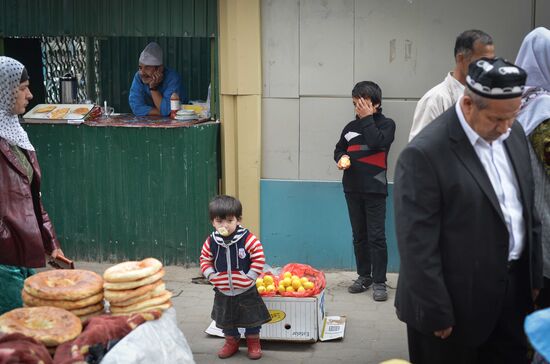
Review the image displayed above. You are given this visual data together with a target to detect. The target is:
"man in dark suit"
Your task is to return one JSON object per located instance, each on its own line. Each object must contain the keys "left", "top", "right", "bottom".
{"left": 394, "top": 58, "right": 542, "bottom": 364}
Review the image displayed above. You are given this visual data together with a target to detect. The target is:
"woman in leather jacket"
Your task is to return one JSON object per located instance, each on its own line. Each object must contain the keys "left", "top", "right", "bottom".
{"left": 0, "top": 56, "right": 63, "bottom": 315}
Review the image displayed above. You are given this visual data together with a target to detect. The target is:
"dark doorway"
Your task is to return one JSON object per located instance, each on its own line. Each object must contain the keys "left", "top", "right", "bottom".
{"left": 4, "top": 38, "right": 46, "bottom": 110}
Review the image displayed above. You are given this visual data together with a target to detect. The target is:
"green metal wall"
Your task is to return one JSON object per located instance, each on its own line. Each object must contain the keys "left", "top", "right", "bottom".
{"left": 0, "top": 0, "right": 219, "bottom": 115}
{"left": 23, "top": 123, "right": 220, "bottom": 265}
{"left": 100, "top": 36, "right": 212, "bottom": 114}
{"left": 0, "top": 0, "right": 217, "bottom": 37}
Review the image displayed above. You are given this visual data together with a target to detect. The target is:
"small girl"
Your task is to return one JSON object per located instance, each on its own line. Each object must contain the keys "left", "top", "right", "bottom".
{"left": 200, "top": 195, "right": 271, "bottom": 360}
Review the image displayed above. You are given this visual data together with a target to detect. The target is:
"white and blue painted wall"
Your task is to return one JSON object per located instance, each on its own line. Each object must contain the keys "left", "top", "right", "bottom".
{"left": 259, "top": 0, "right": 542, "bottom": 271}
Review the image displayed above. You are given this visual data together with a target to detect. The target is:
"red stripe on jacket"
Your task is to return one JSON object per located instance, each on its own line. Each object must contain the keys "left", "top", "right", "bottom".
{"left": 347, "top": 145, "right": 362, "bottom": 152}
{"left": 357, "top": 151, "right": 386, "bottom": 169}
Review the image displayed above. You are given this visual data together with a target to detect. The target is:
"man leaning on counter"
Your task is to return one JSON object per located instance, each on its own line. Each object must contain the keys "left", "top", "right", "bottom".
{"left": 128, "top": 42, "right": 187, "bottom": 116}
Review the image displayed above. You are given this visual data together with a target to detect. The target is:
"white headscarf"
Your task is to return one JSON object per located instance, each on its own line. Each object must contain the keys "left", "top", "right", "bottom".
{"left": 0, "top": 56, "right": 34, "bottom": 150}
{"left": 515, "top": 27, "right": 550, "bottom": 135}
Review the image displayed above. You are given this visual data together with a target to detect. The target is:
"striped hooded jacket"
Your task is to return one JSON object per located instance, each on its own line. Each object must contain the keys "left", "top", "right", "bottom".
{"left": 200, "top": 226, "right": 265, "bottom": 296}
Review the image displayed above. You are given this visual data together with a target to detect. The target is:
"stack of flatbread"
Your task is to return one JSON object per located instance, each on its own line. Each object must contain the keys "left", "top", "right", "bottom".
{"left": 103, "top": 258, "right": 172, "bottom": 315}
{"left": 22, "top": 270, "right": 105, "bottom": 323}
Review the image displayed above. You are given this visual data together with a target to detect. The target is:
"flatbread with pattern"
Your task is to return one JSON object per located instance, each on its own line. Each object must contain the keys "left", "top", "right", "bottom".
{"left": 103, "top": 258, "right": 163, "bottom": 283}
{"left": 69, "top": 302, "right": 104, "bottom": 316}
{"left": 103, "top": 268, "right": 165, "bottom": 290}
{"left": 110, "top": 301, "right": 172, "bottom": 316}
{"left": 35, "top": 105, "right": 56, "bottom": 113}
{"left": 104, "top": 281, "right": 165, "bottom": 304}
{"left": 24, "top": 270, "right": 103, "bottom": 301}
{"left": 0, "top": 307, "right": 82, "bottom": 347}
{"left": 22, "top": 290, "right": 104, "bottom": 310}
{"left": 72, "top": 107, "right": 90, "bottom": 115}
{"left": 49, "top": 107, "right": 70, "bottom": 119}
{"left": 109, "top": 291, "right": 172, "bottom": 314}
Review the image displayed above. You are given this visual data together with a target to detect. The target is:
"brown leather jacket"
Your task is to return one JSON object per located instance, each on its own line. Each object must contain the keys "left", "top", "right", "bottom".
{"left": 0, "top": 138, "right": 60, "bottom": 268}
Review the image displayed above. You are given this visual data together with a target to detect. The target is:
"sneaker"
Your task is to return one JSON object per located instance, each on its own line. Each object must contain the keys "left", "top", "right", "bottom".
{"left": 373, "top": 282, "right": 388, "bottom": 301}
{"left": 348, "top": 276, "right": 373, "bottom": 294}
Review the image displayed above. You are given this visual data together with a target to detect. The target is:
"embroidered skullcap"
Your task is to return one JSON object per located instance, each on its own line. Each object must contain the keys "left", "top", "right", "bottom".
{"left": 466, "top": 57, "right": 526, "bottom": 99}
{"left": 139, "top": 42, "right": 163, "bottom": 66}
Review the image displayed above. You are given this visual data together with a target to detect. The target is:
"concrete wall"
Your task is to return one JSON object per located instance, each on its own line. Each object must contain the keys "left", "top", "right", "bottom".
{"left": 260, "top": 0, "right": 545, "bottom": 270}
{"left": 536, "top": 0, "right": 550, "bottom": 28}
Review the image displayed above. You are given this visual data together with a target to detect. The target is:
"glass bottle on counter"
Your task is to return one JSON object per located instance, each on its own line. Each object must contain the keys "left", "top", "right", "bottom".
{"left": 170, "top": 93, "right": 180, "bottom": 119}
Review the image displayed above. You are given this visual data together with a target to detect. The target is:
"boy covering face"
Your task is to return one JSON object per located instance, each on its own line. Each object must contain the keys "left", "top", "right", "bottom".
{"left": 334, "top": 81, "right": 396, "bottom": 301}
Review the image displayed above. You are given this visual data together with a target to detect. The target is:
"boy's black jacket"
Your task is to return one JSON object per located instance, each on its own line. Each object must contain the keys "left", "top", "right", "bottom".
{"left": 334, "top": 112, "right": 396, "bottom": 195}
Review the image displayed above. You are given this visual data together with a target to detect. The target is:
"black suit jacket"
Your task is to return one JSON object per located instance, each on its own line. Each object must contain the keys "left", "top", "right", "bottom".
{"left": 393, "top": 106, "right": 542, "bottom": 346}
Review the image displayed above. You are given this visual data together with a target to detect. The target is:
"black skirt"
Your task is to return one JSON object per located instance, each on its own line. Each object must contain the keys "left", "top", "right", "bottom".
{"left": 211, "top": 286, "right": 271, "bottom": 329}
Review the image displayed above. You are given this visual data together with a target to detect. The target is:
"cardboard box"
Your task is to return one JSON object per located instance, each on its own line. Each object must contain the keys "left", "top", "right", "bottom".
{"left": 261, "top": 290, "right": 326, "bottom": 342}
{"left": 206, "top": 289, "right": 345, "bottom": 342}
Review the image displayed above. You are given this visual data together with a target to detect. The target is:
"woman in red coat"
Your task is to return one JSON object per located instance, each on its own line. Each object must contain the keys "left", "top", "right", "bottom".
{"left": 0, "top": 56, "right": 63, "bottom": 315}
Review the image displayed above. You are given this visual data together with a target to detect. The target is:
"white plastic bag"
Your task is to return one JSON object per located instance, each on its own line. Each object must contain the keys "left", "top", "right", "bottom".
{"left": 100, "top": 308, "right": 195, "bottom": 364}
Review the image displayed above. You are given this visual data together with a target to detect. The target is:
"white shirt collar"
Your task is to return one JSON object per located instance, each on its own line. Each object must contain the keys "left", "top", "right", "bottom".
{"left": 455, "top": 96, "right": 511, "bottom": 146}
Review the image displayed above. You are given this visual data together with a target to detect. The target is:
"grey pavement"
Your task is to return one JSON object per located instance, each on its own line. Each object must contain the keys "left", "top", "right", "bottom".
{"left": 72, "top": 262, "right": 409, "bottom": 364}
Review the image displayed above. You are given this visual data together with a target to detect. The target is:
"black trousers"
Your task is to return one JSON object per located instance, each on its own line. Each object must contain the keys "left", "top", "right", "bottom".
{"left": 406, "top": 258, "right": 533, "bottom": 364}
{"left": 344, "top": 192, "right": 387, "bottom": 283}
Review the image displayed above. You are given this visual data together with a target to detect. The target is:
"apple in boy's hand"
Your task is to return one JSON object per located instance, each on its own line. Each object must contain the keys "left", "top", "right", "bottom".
{"left": 338, "top": 155, "right": 351, "bottom": 170}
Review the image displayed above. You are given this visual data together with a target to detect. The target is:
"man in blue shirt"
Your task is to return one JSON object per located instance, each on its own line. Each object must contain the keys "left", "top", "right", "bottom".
{"left": 128, "top": 42, "right": 187, "bottom": 116}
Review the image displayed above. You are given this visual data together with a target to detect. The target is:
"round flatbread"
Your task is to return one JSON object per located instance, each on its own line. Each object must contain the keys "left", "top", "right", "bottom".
{"left": 35, "top": 105, "right": 56, "bottom": 113}
{"left": 72, "top": 107, "right": 89, "bottom": 115}
{"left": 69, "top": 302, "right": 104, "bottom": 316}
{"left": 24, "top": 270, "right": 103, "bottom": 301}
{"left": 108, "top": 283, "right": 166, "bottom": 307}
{"left": 111, "top": 301, "right": 172, "bottom": 316}
{"left": 104, "top": 281, "right": 165, "bottom": 304}
{"left": 22, "top": 290, "right": 104, "bottom": 310}
{"left": 103, "top": 258, "right": 163, "bottom": 283}
{"left": 110, "top": 291, "right": 172, "bottom": 314}
{"left": 78, "top": 308, "right": 105, "bottom": 323}
{"left": 0, "top": 307, "right": 82, "bottom": 347}
{"left": 49, "top": 107, "right": 70, "bottom": 119}
{"left": 103, "top": 268, "right": 165, "bottom": 290}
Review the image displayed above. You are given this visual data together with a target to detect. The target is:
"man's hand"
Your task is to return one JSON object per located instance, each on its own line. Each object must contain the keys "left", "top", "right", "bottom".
{"left": 149, "top": 68, "right": 164, "bottom": 90}
{"left": 533, "top": 288, "right": 540, "bottom": 301}
{"left": 434, "top": 326, "right": 453, "bottom": 339}
{"left": 355, "top": 97, "right": 377, "bottom": 119}
{"left": 337, "top": 155, "right": 351, "bottom": 170}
